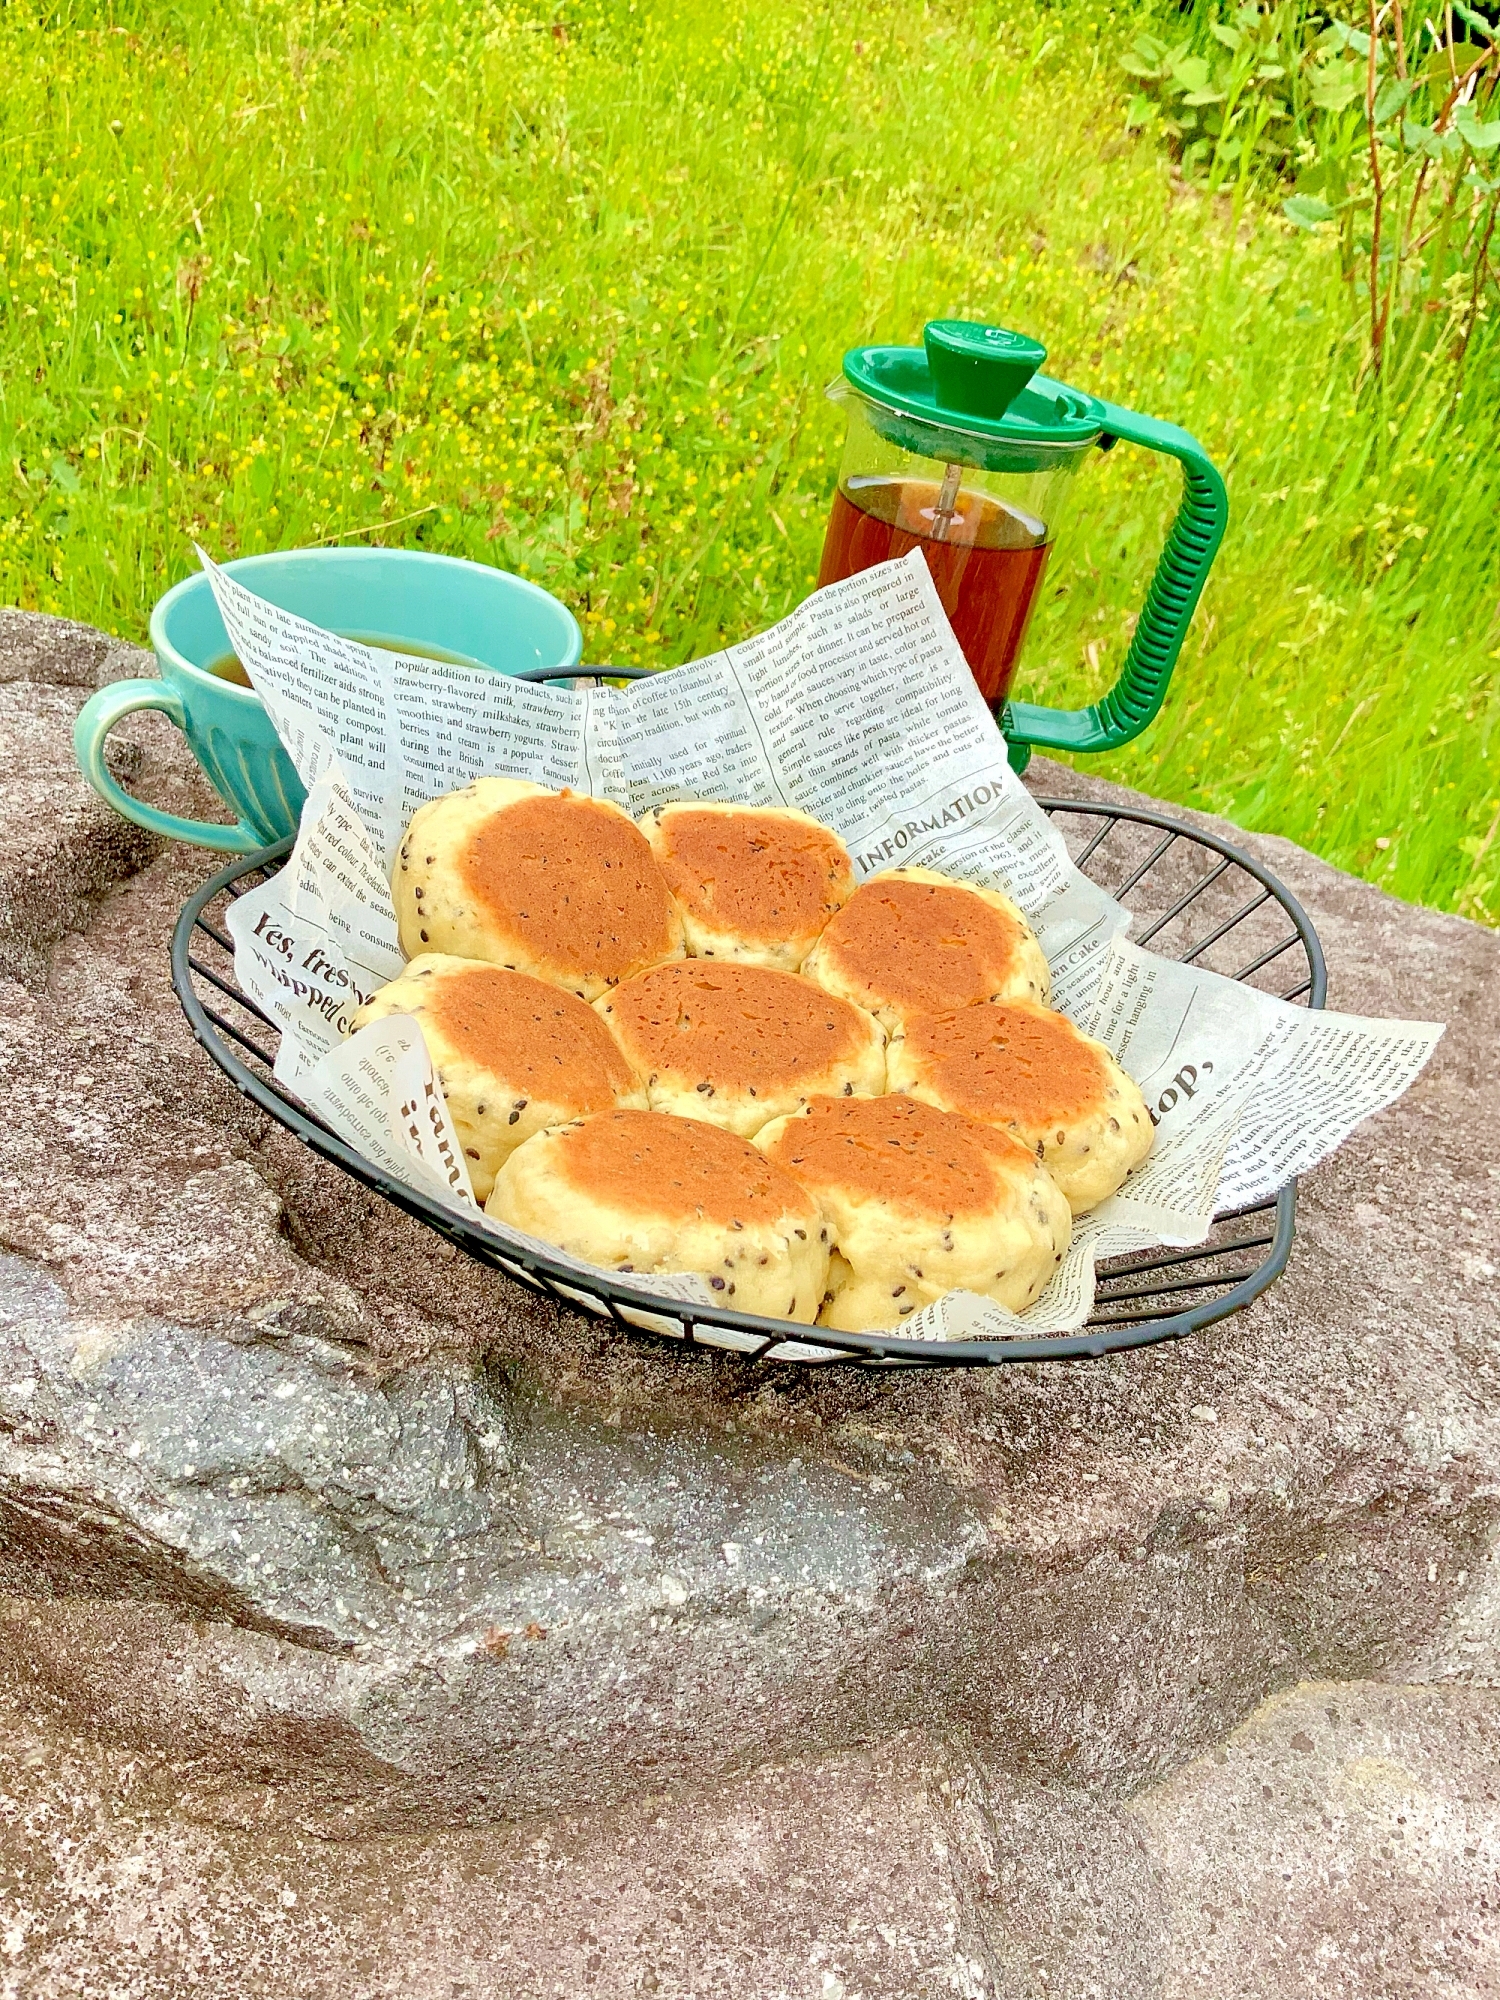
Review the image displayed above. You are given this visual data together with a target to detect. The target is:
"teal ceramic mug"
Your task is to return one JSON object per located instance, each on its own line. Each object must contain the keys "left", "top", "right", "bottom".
{"left": 73, "top": 548, "right": 585, "bottom": 852}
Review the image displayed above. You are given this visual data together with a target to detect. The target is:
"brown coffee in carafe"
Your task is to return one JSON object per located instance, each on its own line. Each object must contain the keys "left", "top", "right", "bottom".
{"left": 819, "top": 320, "right": 1227, "bottom": 759}
{"left": 817, "top": 474, "right": 1051, "bottom": 708}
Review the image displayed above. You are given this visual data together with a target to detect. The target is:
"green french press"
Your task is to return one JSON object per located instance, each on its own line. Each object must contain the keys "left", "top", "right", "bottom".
{"left": 817, "top": 319, "right": 1228, "bottom": 771}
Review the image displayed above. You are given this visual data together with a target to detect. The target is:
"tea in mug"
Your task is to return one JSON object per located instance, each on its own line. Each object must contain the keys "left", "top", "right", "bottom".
{"left": 204, "top": 633, "right": 486, "bottom": 687}
{"left": 817, "top": 474, "right": 1052, "bottom": 707}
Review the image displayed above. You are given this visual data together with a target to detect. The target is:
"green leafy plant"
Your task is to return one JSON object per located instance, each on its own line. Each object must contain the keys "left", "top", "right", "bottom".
{"left": 1122, "top": 2, "right": 1334, "bottom": 181}
{"left": 1124, "top": 1, "right": 1500, "bottom": 378}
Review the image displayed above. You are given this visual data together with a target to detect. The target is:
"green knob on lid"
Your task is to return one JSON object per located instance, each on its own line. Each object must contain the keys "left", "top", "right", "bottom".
{"left": 923, "top": 320, "right": 1047, "bottom": 424}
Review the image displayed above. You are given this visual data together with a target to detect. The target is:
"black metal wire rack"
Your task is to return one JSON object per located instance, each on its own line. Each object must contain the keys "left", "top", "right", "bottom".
{"left": 171, "top": 757, "right": 1327, "bottom": 1368}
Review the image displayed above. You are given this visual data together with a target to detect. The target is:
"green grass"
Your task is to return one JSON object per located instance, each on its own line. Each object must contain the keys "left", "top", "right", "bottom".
{"left": 2, "top": 0, "right": 1497, "bottom": 921}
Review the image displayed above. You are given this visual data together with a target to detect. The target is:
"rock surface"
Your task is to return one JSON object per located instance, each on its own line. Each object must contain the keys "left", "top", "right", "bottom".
{"left": 1134, "top": 1677, "right": 1500, "bottom": 1999}
{"left": 0, "top": 607, "right": 133, "bottom": 689}
{"left": 0, "top": 622, "right": 233, "bottom": 985}
{"left": 0, "top": 1680, "right": 1492, "bottom": 1998}
{"left": 0, "top": 607, "right": 1496, "bottom": 1992}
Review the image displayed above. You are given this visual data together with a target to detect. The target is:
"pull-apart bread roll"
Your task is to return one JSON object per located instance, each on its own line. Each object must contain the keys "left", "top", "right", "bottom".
{"left": 352, "top": 955, "right": 647, "bottom": 1200}
{"left": 639, "top": 801, "right": 855, "bottom": 971}
{"left": 801, "top": 866, "right": 1049, "bottom": 1033}
{"left": 394, "top": 778, "right": 685, "bottom": 1001}
{"left": 596, "top": 960, "right": 885, "bottom": 1138}
{"left": 756, "top": 1094, "right": 1070, "bottom": 1332}
{"left": 888, "top": 1000, "right": 1152, "bottom": 1213}
{"left": 488, "top": 1108, "right": 829, "bottom": 1323}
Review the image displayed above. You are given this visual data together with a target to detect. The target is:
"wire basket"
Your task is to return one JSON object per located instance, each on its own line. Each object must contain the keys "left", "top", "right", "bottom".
{"left": 171, "top": 735, "right": 1327, "bottom": 1367}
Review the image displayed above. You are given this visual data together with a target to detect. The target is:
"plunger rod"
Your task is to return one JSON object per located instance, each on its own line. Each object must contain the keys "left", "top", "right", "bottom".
{"left": 930, "top": 461, "right": 963, "bottom": 541}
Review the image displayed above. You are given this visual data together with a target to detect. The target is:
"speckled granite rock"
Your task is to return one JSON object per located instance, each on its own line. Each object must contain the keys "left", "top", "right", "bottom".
{"left": 0, "top": 607, "right": 128, "bottom": 688}
{"left": 1131, "top": 1677, "right": 1500, "bottom": 1998}
{"left": 0, "top": 1680, "right": 1491, "bottom": 1999}
{"left": 0, "top": 1712, "right": 1142, "bottom": 1999}
{"left": 0, "top": 610, "right": 1496, "bottom": 1993}
{"left": 0, "top": 617, "right": 230, "bottom": 985}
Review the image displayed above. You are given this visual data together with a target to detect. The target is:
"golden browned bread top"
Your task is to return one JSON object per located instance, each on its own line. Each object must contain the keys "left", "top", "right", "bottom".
{"left": 542, "top": 1109, "right": 821, "bottom": 1230}
{"left": 761, "top": 1093, "right": 1037, "bottom": 1220}
{"left": 458, "top": 792, "right": 678, "bottom": 987}
{"left": 897, "top": 1002, "right": 1109, "bottom": 1127}
{"left": 604, "top": 962, "right": 877, "bottom": 1089}
{"left": 421, "top": 962, "right": 639, "bottom": 1105}
{"left": 814, "top": 874, "right": 1035, "bottom": 1015}
{"left": 650, "top": 805, "right": 852, "bottom": 948}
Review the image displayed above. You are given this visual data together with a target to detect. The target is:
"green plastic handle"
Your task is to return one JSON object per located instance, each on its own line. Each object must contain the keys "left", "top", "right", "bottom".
{"left": 1003, "top": 403, "right": 1228, "bottom": 756}
{"left": 72, "top": 678, "right": 265, "bottom": 853}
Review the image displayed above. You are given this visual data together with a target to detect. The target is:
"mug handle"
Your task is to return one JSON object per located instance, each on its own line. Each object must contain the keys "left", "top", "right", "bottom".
{"left": 1002, "top": 405, "right": 1228, "bottom": 759}
{"left": 73, "top": 678, "right": 266, "bottom": 853}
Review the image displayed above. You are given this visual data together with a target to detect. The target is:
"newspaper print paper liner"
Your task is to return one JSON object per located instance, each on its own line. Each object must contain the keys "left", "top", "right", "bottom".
{"left": 204, "top": 546, "right": 1442, "bottom": 1353}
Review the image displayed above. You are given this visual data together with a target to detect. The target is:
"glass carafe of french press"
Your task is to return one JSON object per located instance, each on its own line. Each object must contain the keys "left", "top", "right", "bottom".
{"left": 817, "top": 320, "right": 1228, "bottom": 769}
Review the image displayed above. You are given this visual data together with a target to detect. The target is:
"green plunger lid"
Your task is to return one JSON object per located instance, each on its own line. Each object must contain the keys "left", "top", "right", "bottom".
{"left": 841, "top": 319, "right": 1103, "bottom": 472}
